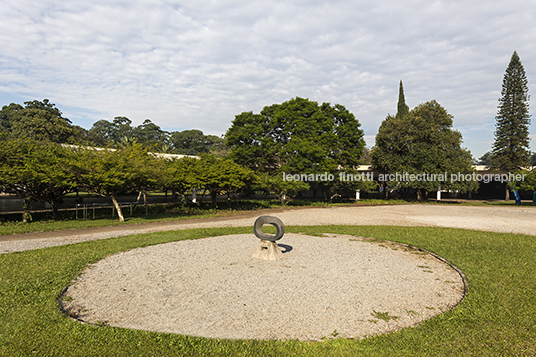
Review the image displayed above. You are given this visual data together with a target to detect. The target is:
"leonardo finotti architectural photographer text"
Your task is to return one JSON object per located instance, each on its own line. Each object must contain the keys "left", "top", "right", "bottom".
{"left": 282, "top": 172, "right": 526, "bottom": 183}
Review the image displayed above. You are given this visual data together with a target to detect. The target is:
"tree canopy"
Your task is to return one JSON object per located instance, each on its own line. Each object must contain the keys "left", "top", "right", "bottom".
{"left": 86, "top": 117, "right": 225, "bottom": 155}
{"left": 372, "top": 100, "right": 477, "bottom": 200}
{"left": 69, "top": 144, "right": 160, "bottom": 222}
{"left": 491, "top": 51, "right": 531, "bottom": 171}
{"left": 478, "top": 151, "right": 493, "bottom": 166}
{"left": 191, "top": 155, "right": 256, "bottom": 205}
{"left": 0, "top": 99, "right": 78, "bottom": 143}
{"left": 0, "top": 139, "right": 76, "bottom": 221}
{"left": 0, "top": 99, "right": 228, "bottom": 155}
{"left": 396, "top": 80, "right": 409, "bottom": 119}
{"left": 225, "top": 97, "right": 366, "bottom": 174}
{"left": 170, "top": 130, "right": 225, "bottom": 156}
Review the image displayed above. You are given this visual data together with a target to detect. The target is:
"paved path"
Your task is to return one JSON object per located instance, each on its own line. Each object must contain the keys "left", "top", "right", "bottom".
{"left": 1, "top": 204, "right": 535, "bottom": 253}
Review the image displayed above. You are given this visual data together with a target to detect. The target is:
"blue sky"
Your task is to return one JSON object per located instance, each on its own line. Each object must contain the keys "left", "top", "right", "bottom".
{"left": 1, "top": 0, "right": 535, "bottom": 159}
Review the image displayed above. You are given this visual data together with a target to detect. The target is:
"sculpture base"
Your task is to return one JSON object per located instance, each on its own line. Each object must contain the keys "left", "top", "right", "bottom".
{"left": 252, "top": 240, "right": 284, "bottom": 261}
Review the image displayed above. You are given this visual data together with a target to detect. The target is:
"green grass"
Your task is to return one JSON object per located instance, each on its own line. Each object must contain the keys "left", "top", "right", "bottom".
{"left": 0, "top": 200, "right": 274, "bottom": 235}
{"left": 1, "top": 225, "right": 535, "bottom": 356}
{"left": 0, "top": 199, "right": 406, "bottom": 236}
{"left": 0, "top": 211, "right": 228, "bottom": 236}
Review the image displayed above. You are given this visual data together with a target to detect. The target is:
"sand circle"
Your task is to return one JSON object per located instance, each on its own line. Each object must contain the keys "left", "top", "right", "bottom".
{"left": 62, "top": 234, "right": 465, "bottom": 341}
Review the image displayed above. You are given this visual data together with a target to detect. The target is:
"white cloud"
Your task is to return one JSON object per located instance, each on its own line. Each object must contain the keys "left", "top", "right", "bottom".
{"left": 1, "top": 0, "right": 536, "bottom": 159}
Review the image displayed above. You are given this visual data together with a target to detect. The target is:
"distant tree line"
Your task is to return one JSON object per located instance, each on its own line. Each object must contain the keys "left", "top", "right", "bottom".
{"left": 0, "top": 100, "right": 227, "bottom": 156}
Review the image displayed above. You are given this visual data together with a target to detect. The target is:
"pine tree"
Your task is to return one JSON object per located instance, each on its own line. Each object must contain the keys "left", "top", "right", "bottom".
{"left": 491, "top": 51, "right": 531, "bottom": 172}
{"left": 396, "top": 80, "right": 409, "bottom": 119}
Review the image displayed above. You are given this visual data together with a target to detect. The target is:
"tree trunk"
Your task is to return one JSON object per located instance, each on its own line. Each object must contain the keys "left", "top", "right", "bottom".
{"left": 505, "top": 185, "right": 510, "bottom": 201}
{"left": 49, "top": 200, "right": 58, "bottom": 219}
{"left": 416, "top": 189, "right": 428, "bottom": 202}
{"left": 22, "top": 197, "right": 32, "bottom": 223}
{"left": 211, "top": 191, "right": 217, "bottom": 207}
{"left": 110, "top": 195, "right": 125, "bottom": 222}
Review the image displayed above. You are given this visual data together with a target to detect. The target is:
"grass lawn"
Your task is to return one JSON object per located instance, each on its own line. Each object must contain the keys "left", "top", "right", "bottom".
{"left": 0, "top": 199, "right": 408, "bottom": 236}
{"left": 1, "top": 225, "right": 535, "bottom": 356}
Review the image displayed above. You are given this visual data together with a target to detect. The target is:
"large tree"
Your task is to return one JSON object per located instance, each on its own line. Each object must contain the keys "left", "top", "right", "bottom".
{"left": 225, "top": 97, "right": 365, "bottom": 176}
{"left": 478, "top": 151, "right": 493, "bottom": 166}
{"left": 191, "top": 155, "right": 256, "bottom": 206}
{"left": 87, "top": 117, "right": 174, "bottom": 151}
{"left": 491, "top": 51, "right": 531, "bottom": 172}
{"left": 86, "top": 119, "right": 118, "bottom": 146}
{"left": 162, "top": 157, "right": 199, "bottom": 201}
{"left": 0, "top": 99, "right": 79, "bottom": 143}
{"left": 170, "top": 129, "right": 225, "bottom": 156}
{"left": 70, "top": 144, "right": 158, "bottom": 222}
{"left": 87, "top": 116, "right": 135, "bottom": 147}
{"left": 372, "top": 100, "right": 477, "bottom": 200}
{"left": 133, "top": 119, "right": 169, "bottom": 150}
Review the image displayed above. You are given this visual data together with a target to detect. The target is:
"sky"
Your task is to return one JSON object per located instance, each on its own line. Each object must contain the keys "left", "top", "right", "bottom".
{"left": 1, "top": 0, "right": 536, "bottom": 159}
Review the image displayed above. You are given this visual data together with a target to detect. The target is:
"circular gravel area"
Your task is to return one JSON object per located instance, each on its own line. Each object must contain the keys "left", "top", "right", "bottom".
{"left": 62, "top": 233, "right": 465, "bottom": 341}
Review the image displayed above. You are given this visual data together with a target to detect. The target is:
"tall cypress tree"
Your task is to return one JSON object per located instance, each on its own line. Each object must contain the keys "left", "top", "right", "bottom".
{"left": 396, "top": 80, "right": 409, "bottom": 119}
{"left": 491, "top": 51, "right": 531, "bottom": 172}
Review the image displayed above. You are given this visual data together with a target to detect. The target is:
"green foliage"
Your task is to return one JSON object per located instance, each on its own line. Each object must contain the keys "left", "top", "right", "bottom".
{"left": 372, "top": 100, "right": 478, "bottom": 200}
{"left": 170, "top": 129, "right": 226, "bottom": 156}
{"left": 133, "top": 119, "right": 169, "bottom": 150}
{"left": 225, "top": 97, "right": 365, "bottom": 175}
{"left": 359, "top": 147, "right": 372, "bottom": 165}
{"left": 0, "top": 99, "right": 79, "bottom": 143}
{"left": 163, "top": 157, "right": 199, "bottom": 199}
{"left": 0, "top": 139, "right": 76, "bottom": 220}
{"left": 324, "top": 168, "right": 378, "bottom": 200}
{"left": 0, "top": 102, "right": 22, "bottom": 132}
{"left": 87, "top": 117, "right": 169, "bottom": 150}
{"left": 86, "top": 119, "right": 120, "bottom": 146}
{"left": 396, "top": 80, "right": 409, "bottom": 119}
{"left": 69, "top": 145, "right": 160, "bottom": 221}
{"left": 515, "top": 169, "right": 536, "bottom": 192}
{"left": 191, "top": 155, "right": 257, "bottom": 205}
{"left": 225, "top": 97, "right": 366, "bottom": 200}
{"left": 478, "top": 151, "right": 493, "bottom": 166}
{"left": 71, "top": 147, "right": 138, "bottom": 197}
{"left": 158, "top": 154, "right": 258, "bottom": 206}
{"left": 87, "top": 118, "right": 222, "bottom": 155}
{"left": 491, "top": 51, "right": 531, "bottom": 171}
{"left": 261, "top": 172, "right": 310, "bottom": 205}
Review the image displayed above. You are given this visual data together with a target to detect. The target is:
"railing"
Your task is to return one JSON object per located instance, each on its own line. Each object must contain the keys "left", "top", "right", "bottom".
{"left": 75, "top": 202, "right": 146, "bottom": 219}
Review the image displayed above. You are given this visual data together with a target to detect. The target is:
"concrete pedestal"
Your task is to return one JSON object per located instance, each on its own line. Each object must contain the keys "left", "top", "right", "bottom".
{"left": 252, "top": 240, "right": 284, "bottom": 261}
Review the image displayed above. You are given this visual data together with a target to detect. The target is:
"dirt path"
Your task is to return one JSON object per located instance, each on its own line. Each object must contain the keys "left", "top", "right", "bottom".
{"left": 0, "top": 205, "right": 326, "bottom": 242}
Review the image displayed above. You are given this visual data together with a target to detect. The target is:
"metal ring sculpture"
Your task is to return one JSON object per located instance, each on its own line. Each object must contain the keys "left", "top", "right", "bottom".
{"left": 253, "top": 216, "right": 285, "bottom": 242}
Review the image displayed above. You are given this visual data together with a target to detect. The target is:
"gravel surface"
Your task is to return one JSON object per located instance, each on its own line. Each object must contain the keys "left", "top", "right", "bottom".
{"left": 6, "top": 204, "right": 534, "bottom": 341}
{"left": 61, "top": 233, "right": 465, "bottom": 341}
